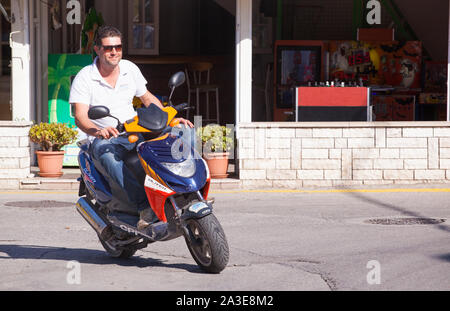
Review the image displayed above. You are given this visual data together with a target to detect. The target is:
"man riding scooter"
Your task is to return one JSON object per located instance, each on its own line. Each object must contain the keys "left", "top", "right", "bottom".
{"left": 69, "top": 25, "right": 194, "bottom": 230}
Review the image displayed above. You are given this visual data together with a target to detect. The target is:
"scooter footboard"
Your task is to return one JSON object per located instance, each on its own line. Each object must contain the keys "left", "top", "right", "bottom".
{"left": 107, "top": 212, "right": 182, "bottom": 242}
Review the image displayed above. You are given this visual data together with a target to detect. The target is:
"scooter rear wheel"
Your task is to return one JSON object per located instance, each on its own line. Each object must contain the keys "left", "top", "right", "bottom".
{"left": 98, "top": 235, "right": 137, "bottom": 259}
{"left": 184, "top": 214, "right": 229, "bottom": 273}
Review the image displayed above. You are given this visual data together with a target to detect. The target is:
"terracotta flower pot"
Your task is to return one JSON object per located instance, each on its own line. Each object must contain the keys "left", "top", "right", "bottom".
{"left": 36, "top": 151, "right": 65, "bottom": 178}
{"left": 204, "top": 152, "right": 229, "bottom": 179}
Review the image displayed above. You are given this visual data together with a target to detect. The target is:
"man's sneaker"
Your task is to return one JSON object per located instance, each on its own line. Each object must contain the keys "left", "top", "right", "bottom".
{"left": 206, "top": 197, "right": 215, "bottom": 205}
{"left": 137, "top": 208, "right": 158, "bottom": 231}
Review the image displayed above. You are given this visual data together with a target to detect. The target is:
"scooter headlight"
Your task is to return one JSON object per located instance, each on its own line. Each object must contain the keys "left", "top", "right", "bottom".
{"left": 161, "top": 158, "right": 196, "bottom": 177}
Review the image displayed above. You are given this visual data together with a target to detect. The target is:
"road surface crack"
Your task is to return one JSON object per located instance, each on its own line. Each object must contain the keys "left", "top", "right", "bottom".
{"left": 230, "top": 247, "right": 336, "bottom": 289}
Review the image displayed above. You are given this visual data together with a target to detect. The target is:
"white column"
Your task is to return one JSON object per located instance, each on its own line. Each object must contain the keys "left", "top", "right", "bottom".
{"left": 235, "top": 0, "right": 252, "bottom": 125}
{"left": 38, "top": 0, "right": 49, "bottom": 123}
{"left": 10, "top": 0, "right": 31, "bottom": 121}
{"left": 448, "top": 2, "right": 450, "bottom": 121}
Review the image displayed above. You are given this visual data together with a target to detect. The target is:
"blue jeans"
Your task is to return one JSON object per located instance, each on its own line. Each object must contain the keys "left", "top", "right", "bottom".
{"left": 91, "top": 125, "right": 196, "bottom": 213}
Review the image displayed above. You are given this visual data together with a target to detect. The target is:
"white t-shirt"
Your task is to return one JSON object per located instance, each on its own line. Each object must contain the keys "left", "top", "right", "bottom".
{"left": 69, "top": 57, "right": 148, "bottom": 134}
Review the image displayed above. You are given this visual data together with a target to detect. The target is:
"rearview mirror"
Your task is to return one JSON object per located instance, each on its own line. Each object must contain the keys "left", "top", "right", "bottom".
{"left": 88, "top": 105, "right": 110, "bottom": 120}
{"left": 168, "top": 71, "right": 186, "bottom": 89}
{"left": 168, "top": 71, "right": 186, "bottom": 102}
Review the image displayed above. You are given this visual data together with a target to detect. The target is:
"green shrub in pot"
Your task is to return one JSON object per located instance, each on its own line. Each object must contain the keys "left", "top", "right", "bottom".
{"left": 197, "top": 124, "right": 234, "bottom": 154}
{"left": 29, "top": 122, "right": 78, "bottom": 151}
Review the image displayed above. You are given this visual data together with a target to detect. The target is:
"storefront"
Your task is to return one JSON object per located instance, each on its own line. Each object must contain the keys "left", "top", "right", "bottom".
{"left": 5, "top": 0, "right": 449, "bottom": 123}
{"left": 4, "top": 0, "right": 246, "bottom": 126}
{"left": 1, "top": 0, "right": 450, "bottom": 189}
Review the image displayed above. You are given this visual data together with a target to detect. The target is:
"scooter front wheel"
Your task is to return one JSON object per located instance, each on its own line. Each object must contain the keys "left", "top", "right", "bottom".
{"left": 184, "top": 214, "right": 229, "bottom": 273}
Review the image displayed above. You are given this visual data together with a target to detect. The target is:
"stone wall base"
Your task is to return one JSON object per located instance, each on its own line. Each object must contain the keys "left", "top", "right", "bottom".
{"left": 237, "top": 122, "right": 450, "bottom": 189}
{"left": 0, "top": 122, "right": 32, "bottom": 189}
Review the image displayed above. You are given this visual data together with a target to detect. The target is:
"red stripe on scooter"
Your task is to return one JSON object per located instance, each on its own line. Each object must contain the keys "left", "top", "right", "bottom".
{"left": 144, "top": 187, "right": 175, "bottom": 223}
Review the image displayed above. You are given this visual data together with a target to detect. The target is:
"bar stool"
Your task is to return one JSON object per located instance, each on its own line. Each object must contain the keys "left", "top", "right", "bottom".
{"left": 185, "top": 62, "right": 220, "bottom": 124}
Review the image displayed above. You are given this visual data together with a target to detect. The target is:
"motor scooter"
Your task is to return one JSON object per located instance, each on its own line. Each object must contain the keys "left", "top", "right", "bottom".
{"left": 75, "top": 71, "right": 229, "bottom": 273}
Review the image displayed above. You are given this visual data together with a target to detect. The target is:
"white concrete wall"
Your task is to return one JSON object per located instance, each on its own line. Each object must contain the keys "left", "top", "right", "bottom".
{"left": 0, "top": 122, "right": 32, "bottom": 189}
{"left": 237, "top": 122, "right": 450, "bottom": 188}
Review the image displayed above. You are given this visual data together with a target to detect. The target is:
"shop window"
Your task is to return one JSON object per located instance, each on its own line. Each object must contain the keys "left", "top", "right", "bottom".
{"left": 128, "top": 0, "right": 159, "bottom": 55}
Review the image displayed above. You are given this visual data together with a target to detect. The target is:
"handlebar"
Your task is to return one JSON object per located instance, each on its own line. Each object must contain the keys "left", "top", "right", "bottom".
{"left": 116, "top": 123, "right": 124, "bottom": 132}
{"left": 173, "top": 103, "right": 190, "bottom": 112}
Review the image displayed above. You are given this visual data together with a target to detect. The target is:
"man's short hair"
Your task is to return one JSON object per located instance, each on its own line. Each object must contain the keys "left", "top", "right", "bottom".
{"left": 94, "top": 25, "right": 123, "bottom": 46}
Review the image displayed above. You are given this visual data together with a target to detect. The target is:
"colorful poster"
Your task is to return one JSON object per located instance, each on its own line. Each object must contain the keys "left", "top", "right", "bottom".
{"left": 48, "top": 54, "right": 92, "bottom": 125}
{"left": 48, "top": 54, "right": 92, "bottom": 166}
{"left": 281, "top": 50, "right": 319, "bottom": 85}
{"left": 329, "top": 41, "right": 422, "bottom": 89}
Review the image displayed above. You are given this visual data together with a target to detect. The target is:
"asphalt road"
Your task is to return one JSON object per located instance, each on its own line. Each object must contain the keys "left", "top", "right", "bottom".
{"left": 0, "top": 185, "right": 449, "bottom": 291}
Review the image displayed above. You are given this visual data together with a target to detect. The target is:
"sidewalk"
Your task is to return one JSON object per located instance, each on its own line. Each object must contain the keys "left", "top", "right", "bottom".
{"left": 19, "top": 164, "right": 242, "bottom": 191}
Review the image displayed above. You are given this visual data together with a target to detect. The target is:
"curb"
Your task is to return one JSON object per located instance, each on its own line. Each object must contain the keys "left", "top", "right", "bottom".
{"left": 19, "top": 177, "right": 242, "bottom": 191}
{"left": 20, "top": 166, "right": 242, "bottom": 191}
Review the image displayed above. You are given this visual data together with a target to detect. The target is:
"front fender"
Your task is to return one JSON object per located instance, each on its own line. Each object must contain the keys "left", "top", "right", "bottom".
{"left": 181, "top": 201, "right": 212, "bottom": 220}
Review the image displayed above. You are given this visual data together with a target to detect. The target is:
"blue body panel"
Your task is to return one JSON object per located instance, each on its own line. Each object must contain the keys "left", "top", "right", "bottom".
{"left": 78, "top": 146, "right": 112, "bottom": 203}
{"left": 138, "top": 134, "right": 207, "bottom": 193}
{"left": 78, "top": 133, "right": 207, "bottom": 201}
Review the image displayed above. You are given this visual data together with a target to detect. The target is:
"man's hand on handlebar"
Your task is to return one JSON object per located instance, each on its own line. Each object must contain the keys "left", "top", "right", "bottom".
{"left": 175, "top": 118, "right": 194, "bottom": 128}
{"left": 95, "top": 126, "right": 119, "bottom": 139}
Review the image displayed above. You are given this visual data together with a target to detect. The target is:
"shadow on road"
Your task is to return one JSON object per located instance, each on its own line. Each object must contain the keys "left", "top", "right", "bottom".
{"left": 0, "top": 244, "right": 202, "bottom": 273}
{"left": 433, "top": 253, "right": 450, "bottom": 262}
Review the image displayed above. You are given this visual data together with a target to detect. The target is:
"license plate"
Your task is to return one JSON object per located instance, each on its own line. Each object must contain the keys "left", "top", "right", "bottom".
{"left": 189, "top": 202, "right": 209, "bottom": 213}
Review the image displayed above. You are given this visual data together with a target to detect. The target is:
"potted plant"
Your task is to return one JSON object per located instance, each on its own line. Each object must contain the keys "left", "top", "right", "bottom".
{"left": 29, "top": 122, "right": 78, "bottom": 177}
{"left": 197, "top": 124, "right": 234, "bottom": 179}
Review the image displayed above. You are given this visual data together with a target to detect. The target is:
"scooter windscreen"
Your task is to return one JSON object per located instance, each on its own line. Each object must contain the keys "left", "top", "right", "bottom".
{"left": 136, "top": 104, "right": 168, "bottom": 132}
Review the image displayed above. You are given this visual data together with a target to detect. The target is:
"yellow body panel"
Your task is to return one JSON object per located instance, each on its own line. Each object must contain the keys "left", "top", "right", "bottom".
{"left": 163, "top": 106, "right": 178, "bottom": 126}
{"left": 138, "top": 151, "right": 170, "bottom": 188}
{"left": 151, "top": 133, "right": 169, "bottom": 142}
{"left": 123, "top": 116, "right": 150, "bottom": 133}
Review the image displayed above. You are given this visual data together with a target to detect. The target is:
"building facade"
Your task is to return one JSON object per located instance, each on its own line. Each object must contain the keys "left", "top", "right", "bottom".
{"left": 1, "top": 0, "right": 450, "bottom": 189}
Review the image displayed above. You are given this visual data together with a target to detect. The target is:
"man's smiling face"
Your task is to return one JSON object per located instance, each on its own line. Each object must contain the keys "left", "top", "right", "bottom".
{"left": 95, "top": 36, "right": 122, "bottom": 69}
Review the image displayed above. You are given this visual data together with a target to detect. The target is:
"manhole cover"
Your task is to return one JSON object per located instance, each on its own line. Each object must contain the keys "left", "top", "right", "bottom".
{"left": 364, "top": 217, "right": 446, "bottom": 225}
{"left": 4, "top": 200, "right": 74, "bottom": 208}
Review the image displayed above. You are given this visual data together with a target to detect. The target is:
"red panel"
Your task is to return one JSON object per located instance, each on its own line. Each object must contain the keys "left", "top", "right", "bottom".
{"left": 144, "top": 187, "right": 175, "bottom": 223}
{"left": 202, "top": 178, "right": 211, "bottom": 200}
{"left": 297, "top": 87, "right": 368, "bottom": 107}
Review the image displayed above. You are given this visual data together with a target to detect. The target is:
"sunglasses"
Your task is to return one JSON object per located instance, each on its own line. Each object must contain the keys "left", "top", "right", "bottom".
{"left": 101, "top": 44, "right": 122, "bottom": 52}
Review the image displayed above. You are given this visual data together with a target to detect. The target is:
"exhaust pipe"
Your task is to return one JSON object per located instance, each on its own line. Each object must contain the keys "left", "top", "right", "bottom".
{"left": 76, "top": 197, "right": 112, "bottom": 240}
